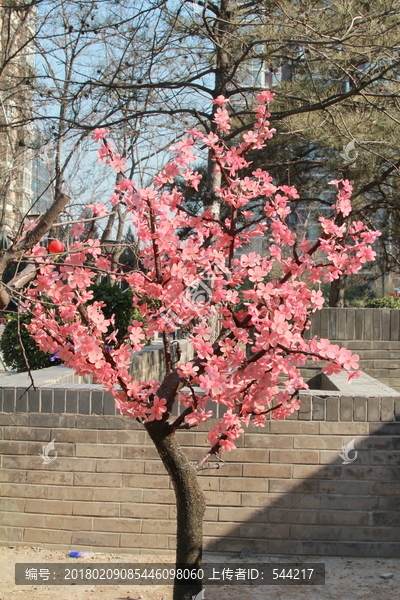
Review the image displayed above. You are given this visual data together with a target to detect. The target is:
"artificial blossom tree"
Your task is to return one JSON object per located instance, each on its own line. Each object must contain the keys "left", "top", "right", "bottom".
{"left": 24, "top": 92, "right": 379, "bottom": 600}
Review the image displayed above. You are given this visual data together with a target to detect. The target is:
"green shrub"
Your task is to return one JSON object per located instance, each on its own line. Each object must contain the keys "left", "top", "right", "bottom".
{"left": 365, "top": 296, "right": 400, "bottom": 308}
{"left": 0, "top": 313, "right": 62, "bottom": 372}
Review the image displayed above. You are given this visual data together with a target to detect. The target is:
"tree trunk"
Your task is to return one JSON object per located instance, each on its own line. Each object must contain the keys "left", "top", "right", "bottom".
{"left": 205, "top": 155, "right": 222, "bottom": 343}
{"left": 145, "top": 420, "right": 206, "bottom": 600}
{"left": 203, "top": 0, "right": 236, "bottom": 344}
{"left": 329, "top": 275, "right": 347, "bottom": 307}
{"left": 328, "top": 209, "right": 348, "bottom": 307}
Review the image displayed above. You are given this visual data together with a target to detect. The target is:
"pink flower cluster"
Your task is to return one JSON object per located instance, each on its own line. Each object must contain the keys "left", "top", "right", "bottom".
{"left": 24, "top": 93, "right": 380, "bottom": 455}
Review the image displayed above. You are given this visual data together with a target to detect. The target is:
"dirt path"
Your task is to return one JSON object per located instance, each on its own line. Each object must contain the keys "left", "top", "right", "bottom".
{"left": 0, "top": 545, "right": 398, "bottom": 600}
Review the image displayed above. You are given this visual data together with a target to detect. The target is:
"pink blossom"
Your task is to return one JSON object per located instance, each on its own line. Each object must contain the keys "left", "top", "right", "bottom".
{"left": 213, "top": 108, "right": 231, "bottom": 132}
{"left": 322, "top": 362, "right": 342, "bottom": 375}
{"left": 347, "top": 370, "right": 361, "bottom": 382}
{"left": 310, "top": 290, "right": 325, "bottom": 311}
{"left": 248, "top": 266, "right": 267, "bottom": 282}
{"left": 219, "top": 438, "right": 236, "bottom": 451}
{"left": 279, "top": 185, "right": 299, "bottom": 199}
{"left": 185, "top": 410, "right": 213, "bottom": 426}
{"left": 177, "top": 362, "right": 199, "bottom": 378}
{"left": 146, "top": 396, "right": 167, "bottom": 421}
{"left": 341, "top": 351, "right": 359, "bottom": 371}
{"left": 212, "top": 95, "right": 229, "bottom": 105}
{"left": 202, "top": 132, "right": 220, "bottom": 147}
{"left": 357, "top": 246, "right": 376, "bottom": 263}
{"left": 240, "top": 252, "right": 260, "bottom": 268}
{"left": 91, "top": 128, "right": 110, "bottom": 142}
{"left": 243, "top": 131, "right": 258, "bottom": 144}
{"left": 108, "top": 154, "right": 127, "bottom": 173}
{"left": 71, "top": 222, "right": 86, "bottom": 237}
{"left": 317, "top": 338, "right": 332, "bottom": 354}
{"left": 110, "top": 193, "right": 120, "bottom": 206}
{"left": 128, "top": 324, "right": 144, "bottom": 346}
{"left": 194, "top": 339, "right": 213, "bottom": 359}
{"left": 255, "top": 90, "right": 275, "bottom": 103}
{"left": 185, "top": 128, "right": 203, "bottom": 139}
{"left": 87, "top": 202, "right": 108, "bottom": 217}
{"left": 95, "top": 256, "right": 111, "bottom": 270}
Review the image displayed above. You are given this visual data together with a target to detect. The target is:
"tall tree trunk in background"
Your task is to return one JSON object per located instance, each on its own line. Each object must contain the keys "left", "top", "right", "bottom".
{"left": 329, "top": 274, "right": 347, "bottom": 307}
{"left": 101, "top": 172, "right": 123, "bottom": 246}
{"left": 101, "top": 173, "right": 127, "bottom": 282}
{"left": 329, "top": 211, "right": 347, "bottom": 307}
{"left": 110, "top": 205, "right": 127, "bottom": 267}
{"left": 145, "top": 420, "right": 206, "bottom": 600}
{"left": 206, "top": 0, "right": 235, "bottom": 200}
{"left": 205, "top": 0, "right": 233, "bottom": 208}
{"left": 205, "top": 0, "right": 236, "bottom": 342}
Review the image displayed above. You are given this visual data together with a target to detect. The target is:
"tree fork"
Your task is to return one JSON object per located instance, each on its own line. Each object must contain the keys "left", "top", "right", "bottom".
{"left": 145, "top": 420, "right": 206, "bottom": 600}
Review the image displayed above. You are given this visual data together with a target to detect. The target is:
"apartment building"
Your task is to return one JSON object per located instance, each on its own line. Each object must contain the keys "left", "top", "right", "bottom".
{"left": 0, "top": 5, "right": 36, "bottom": 242}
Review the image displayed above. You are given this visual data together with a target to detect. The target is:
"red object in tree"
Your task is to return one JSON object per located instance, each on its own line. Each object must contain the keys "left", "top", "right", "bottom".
{"left": 48, "top": 240, "right": 65, "bottom": 253}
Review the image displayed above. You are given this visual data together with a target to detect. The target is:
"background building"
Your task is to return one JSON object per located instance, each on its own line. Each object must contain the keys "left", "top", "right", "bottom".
{"left": 0, "top": 5, "right": 38, "bottom": 242}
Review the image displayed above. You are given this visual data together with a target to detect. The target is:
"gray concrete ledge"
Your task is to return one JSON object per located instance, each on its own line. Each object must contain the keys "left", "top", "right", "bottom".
{"left": 0, "top": 342, "right": 399, "bottom": 421}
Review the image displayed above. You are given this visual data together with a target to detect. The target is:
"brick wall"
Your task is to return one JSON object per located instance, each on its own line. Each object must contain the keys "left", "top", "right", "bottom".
{"left": 307, "top": 307, "right": 400, "bottom": 341}
{"left": 1, "top": 390, "right": 400, "bottom": 557}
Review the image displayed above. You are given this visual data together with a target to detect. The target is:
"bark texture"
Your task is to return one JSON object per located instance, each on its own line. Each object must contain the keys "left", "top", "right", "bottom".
{"left": 145, "top": 420, "right": 206, "bottom": 600}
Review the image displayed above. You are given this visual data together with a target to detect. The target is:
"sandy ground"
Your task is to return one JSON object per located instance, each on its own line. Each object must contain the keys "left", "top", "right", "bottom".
{"left": 0, "top": 545, "right": 399, "bottom": 600}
